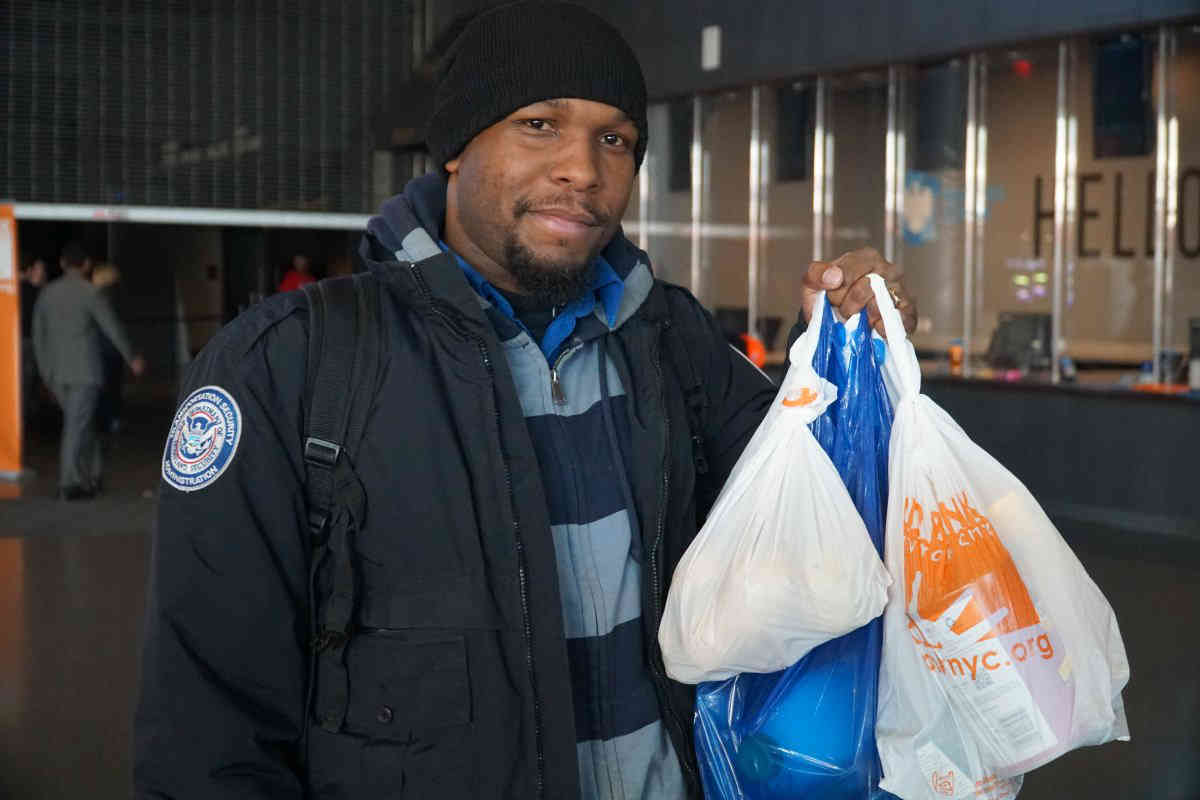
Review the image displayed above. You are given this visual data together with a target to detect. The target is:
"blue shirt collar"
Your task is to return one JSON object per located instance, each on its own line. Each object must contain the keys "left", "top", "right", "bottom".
{"left": 439, "top": 241, "right": 624, "bottom": 360}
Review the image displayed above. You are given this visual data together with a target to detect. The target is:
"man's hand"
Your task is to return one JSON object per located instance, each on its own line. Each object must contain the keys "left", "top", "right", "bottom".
{"left": 801, "top": 247, "right": 918, "bottom": 338}
{"left": 130, "top": 355, "right": 147, "bottom": 378}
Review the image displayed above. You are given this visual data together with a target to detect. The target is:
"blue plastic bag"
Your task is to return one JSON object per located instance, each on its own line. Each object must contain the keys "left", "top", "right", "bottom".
{"left": 694, "top": 302, "right": 897, "bottom": 800}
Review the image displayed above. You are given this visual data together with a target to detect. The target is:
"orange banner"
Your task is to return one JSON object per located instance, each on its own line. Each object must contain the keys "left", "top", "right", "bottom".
{"left": 0, "top": 205, "right": 21, "bottom": 478}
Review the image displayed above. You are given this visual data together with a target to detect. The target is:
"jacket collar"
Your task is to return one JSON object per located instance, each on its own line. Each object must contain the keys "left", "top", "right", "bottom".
{"left": 361, "top": 172, "right": 657, "bottom": 331}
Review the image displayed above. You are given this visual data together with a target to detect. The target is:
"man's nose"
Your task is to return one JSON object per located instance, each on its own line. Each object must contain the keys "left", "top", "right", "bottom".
{"left": 548, "top": 134, "right": 601, "bottom": 191}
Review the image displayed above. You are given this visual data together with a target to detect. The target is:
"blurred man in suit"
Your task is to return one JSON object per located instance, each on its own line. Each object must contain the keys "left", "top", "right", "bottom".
{"left": 91, "top": 262, "right": 127, "bottom": 435}
{"left": 32, "top": 242, "right": 146, "bottom": 500}
{"left": 18, "top": 254, "right": 48, "bottom": 421}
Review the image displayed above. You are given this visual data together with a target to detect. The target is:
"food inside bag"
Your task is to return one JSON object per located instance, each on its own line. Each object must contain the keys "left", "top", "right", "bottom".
{"left": 658, "top": 292, "right": 891, "bottom": 684}
{"left": 868, "top": 275, "right": 1131, "bottom": 800}
{"left": 694, "top": 303, "right": 899, "bottom": 800}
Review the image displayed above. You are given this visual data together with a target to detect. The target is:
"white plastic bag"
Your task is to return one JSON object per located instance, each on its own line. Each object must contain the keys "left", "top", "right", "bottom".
{"left": 868, "top": 275, "right": 1131, "bottom": 800}
{"left": 659, "top": 293, "right": 891, "bottom": 684}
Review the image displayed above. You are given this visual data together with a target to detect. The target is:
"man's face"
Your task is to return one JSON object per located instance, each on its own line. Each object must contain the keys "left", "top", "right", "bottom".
{"left": 444, "top": 98, "right": 638, "bottom": 305}
{"left": 293, "top": 255, "right": 311, "bottom": 273}
{"left": 30, "top": 260, "right": 46, "bottom": 286}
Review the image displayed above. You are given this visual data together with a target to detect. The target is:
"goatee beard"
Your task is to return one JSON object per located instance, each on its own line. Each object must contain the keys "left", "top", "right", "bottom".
{"left": 501, "top": 235, "right": 600, "bottom": 308}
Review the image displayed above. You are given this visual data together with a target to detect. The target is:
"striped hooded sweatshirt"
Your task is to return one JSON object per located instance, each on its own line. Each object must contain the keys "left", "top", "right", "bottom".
{"left": 377, "top": 172, "right": 685, "bottom": 799}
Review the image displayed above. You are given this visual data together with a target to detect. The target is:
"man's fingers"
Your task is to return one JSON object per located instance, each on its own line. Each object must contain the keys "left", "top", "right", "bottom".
{"left": 800, "top": 260, "right": 845, "bottom": 322}
{"left": 834, "top": 246, "right": 893, "bottom": 281}
{"left": 827, "top": 247, "right": 892, "bottom": 306}
{"left": 837, "top": 277, "right": 877, "bottom": 318}
{"left": 803, "top": 260, "right": 844, "bottom": 291}
{"left": 901, "top": 299, "right": 919, "bottom": 334}
{"left": 866, "top": 298, "right": 885, "bottom": 338}
{"left": 803, "top": 249, "right": 913, "bottom": 331}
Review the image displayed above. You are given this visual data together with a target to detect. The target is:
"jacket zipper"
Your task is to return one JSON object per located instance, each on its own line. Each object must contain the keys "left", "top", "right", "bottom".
{"left": 412, "top": 266, "right": 546, "bottom": 798}
{"left": 648, "top": 320, "right": 699, "bottom": 788}
{"left": 549, "top": 339, "right": 583, "bottom": 406}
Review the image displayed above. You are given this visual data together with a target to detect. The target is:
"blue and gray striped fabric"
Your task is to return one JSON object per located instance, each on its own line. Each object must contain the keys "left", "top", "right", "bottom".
{"left": 419, "top": 229, "right": 684, "bottom": 800}
{"left": 507, "top": 330, "right": 683, "bottom": 799}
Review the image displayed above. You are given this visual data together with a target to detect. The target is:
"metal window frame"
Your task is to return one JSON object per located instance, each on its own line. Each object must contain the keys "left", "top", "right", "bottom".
{"left": 1051, "top": 39, "right": 1078, "bottom": 383}
{"left": 748, "top": 85, "right": 763, "bottom": 343}
{"left": 690, "top": 94, "right": 704, "bottom": 299}
{"left": 637, "top": 148, "right": 651, "bottom": 252}
{"left": 812, "top": 76, "right": 832, "bottom": 262}
{"left": 886, "top": 64, "right": 911, "bottom": 284}
{"left": 964, "top": 53, "right": 988, "bottom": 376}
{"left": 1154, "top": 24, "right": 1180, "bottom": 381}
{"left": 10, "top": 203, "right": 369, "bottom": 230}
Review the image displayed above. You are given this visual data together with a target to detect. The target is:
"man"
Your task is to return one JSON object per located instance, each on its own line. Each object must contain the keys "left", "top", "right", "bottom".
{"left": 32, "top": 242, "right": 146, "bottom": 500}
{"left": 18, "top": 254, "right": 46, "bottom": 337}
{"left": 91, "top": 262, "right": 128, "bottom": 434}
{"left": 18, "top": 254, "right": 47, "bottom": 420}
{"left": 277, "top": 253, "right": 317, "bottom": 293}
{"left": 134, "top": 3, "right": 917, "bottom": 798}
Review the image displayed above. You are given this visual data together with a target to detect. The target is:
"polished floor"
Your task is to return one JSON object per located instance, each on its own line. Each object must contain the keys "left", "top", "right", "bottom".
{"left": 0, "top": 389, "right": 162, "bottom": 799}
{"left": 0, "top": 388, "right": 1197, "bottom": 799}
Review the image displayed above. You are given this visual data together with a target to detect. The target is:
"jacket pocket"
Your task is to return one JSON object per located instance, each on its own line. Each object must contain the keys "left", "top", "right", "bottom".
{"left": 344, "top": 629, "right": 471, "bottom": 740}
{"left": 358, "top": 573, "right": 515, "bottom": 631}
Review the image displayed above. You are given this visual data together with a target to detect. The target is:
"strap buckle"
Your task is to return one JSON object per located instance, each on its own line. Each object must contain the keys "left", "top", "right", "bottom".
{"left": 308, "top": 509, "right": 332, "bottom": 542}
{"left": 304, "top": 437, "right": 342, "bottom": 469}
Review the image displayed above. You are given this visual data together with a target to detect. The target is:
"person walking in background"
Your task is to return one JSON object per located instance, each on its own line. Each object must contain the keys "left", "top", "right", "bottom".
{"left": 32, "top": 243, "right": 146, "bottom": 500}
{"left": 275, "top": 253, "right": 316, "bottom": 293}
{"left": 18, "top": 254, "right": 48, "bottom": 421}
{"left": 91, "top": 262, "right": 127, "bottom": 435}
{"left": 18, "top": 253, "right": 46, "bottom": 332}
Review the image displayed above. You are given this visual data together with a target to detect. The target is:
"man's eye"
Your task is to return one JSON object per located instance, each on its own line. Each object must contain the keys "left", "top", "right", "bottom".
{"left": 524, "top": 119, "right": 550, "bottom": 131}
{"left": 601, "top": 133, "right": 628, "bottom": 148}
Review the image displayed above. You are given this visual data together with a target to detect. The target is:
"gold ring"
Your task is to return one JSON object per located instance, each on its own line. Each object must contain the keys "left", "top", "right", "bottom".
{"left": 887, "top": 285, "right": 905, "bottom": 308}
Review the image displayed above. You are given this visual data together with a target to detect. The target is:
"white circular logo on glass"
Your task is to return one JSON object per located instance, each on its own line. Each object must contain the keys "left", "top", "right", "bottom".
{"left": 162, "top": 385, "right": 242, "bottom": 492}
{"left": 903, "top": 170, "right": 940, "bottom": 245}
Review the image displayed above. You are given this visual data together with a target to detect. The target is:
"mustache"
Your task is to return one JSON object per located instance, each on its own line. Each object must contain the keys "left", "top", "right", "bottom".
{"left": 514, "top": 196, "right": 609, "bottom": 227}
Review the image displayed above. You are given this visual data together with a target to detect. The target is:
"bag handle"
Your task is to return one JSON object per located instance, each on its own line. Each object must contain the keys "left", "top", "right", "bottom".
{"left": 786, "top": 289, "right": 827, "bottom": 369}
{"left": 868, "top": 274, "right": 921, "bottom": 401}
{"left": 773, "top": 291, "right": 839, "bottom": 422}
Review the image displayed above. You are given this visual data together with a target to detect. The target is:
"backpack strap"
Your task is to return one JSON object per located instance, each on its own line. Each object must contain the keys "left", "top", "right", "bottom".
{"left": 300, "top": 273, "right": 383, "bottom": 733}
{"left": 662, "top": 315, "right": 710, "bottom": 476}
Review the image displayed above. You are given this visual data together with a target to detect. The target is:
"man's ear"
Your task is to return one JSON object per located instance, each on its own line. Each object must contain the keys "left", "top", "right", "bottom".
{"left": 445, "top": 156, "right": 460, "bottom": 175}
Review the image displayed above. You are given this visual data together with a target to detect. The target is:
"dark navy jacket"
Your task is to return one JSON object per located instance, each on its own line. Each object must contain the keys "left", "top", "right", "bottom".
{"left": 134, "top": 174, "right": 784, "bottom": 799}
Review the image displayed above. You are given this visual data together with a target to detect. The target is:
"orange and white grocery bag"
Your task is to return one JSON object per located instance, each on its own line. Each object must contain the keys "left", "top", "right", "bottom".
{"left": 659, "top": 292, "right": 891, "bottom": 684}
{"left": 868, "top": 275, "right": 1130, "bottom": 800}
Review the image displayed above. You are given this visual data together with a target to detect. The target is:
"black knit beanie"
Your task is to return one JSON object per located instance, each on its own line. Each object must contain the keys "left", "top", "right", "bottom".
{"left": 426, "top": 1, "right": 648, "bottom": 171}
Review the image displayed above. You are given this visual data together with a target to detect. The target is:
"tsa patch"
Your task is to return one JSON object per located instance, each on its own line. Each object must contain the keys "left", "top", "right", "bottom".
{"left": 162, "top": 385, "right": 243, "bottom": 492}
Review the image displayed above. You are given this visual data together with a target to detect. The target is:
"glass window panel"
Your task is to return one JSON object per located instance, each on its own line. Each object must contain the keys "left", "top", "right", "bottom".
{"left": 1169, "top": 25, "right": 1200, "bottom": 374}
{"left": 758, "top": 80, "right": 816, "bottom": 360}
{"left": 699, "top": 90, "right": 752, "bottom": 319}
{"left": 831, "top": 70, "right": 889, "bottom": 255}
{"left": 899, "top": 59, "right": 969, "bottom": 354}
{"left": 1067, "top": 32, "right": 1159, "bottom": 363}
{"left": 975, "top": 45, "right": 1060, "bottom": 365}
{"left": 637, "top": 100, "right": 694, "bottom": 289}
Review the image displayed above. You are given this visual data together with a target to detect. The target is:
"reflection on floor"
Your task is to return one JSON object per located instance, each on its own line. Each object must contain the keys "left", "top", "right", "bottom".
{"left": 0, "top": 392, "right": 1197, "bottom": 799}
{"left": 0, "top": 389, "right": 166, "bottom": 799}
{"left": 0, "top": 533, "right": 148, "bottom": 799}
